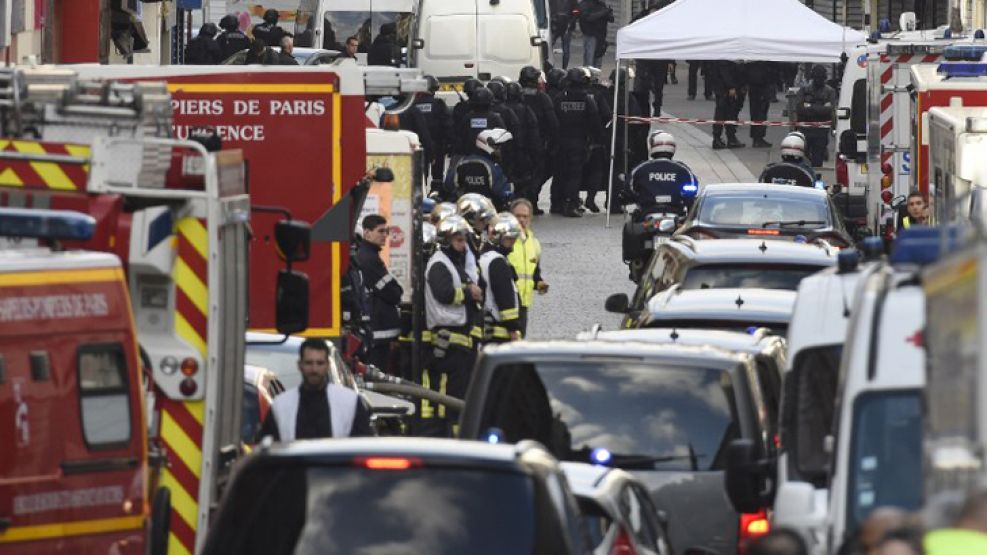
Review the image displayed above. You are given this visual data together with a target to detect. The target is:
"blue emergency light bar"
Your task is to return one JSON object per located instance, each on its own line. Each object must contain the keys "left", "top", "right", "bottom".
{"left": 943, "top": 44, "right": 987, "bottom": 61}
{"left": 0, "top": 208, "right": 95, "bottom": 242}
{"left": 889, "top": 225, "right": 964, "bottom": 266}
{"left": 682, "top": 182, "right": 698, "bottom": 195}
{"left": 936, "top": 62, "right": 987, "bottom": 78}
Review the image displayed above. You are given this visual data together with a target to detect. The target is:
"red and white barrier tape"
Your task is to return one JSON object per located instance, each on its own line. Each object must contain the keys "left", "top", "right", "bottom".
{"left": 620, "top": 115, "right": 831, "bottom": 128}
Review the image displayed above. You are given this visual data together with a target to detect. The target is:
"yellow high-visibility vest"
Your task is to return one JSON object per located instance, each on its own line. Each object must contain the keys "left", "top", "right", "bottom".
{"left": 508, "top": 229, "right": 542, "bottom": 308}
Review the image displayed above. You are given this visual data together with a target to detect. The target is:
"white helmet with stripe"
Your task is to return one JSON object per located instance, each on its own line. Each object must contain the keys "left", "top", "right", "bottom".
{"left": 648, "top": 130, "right": 676, "bottom": 158}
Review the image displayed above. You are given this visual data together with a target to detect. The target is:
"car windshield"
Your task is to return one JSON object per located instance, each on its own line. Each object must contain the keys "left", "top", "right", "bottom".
{"left": 846, "top": 390, "right": 923, "bottom": 533}
{"left": 681, "top": 264, "right": 825, "bottom": 291}
{"left": 645, "top": 319, "right": 788, "bottom": 336}
{"left": 699, "top": 194, "right": 830, "bottom": 229}
{"left": 483, "top": 362, "right": 741, "bottom": 472}
{"left": 204, "top": 466, "right": 552, "bottom": 555}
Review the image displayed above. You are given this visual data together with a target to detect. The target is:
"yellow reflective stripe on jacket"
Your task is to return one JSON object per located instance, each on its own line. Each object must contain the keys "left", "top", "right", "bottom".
{"left": 453, "top": 287, "right": 465, "bottom": 304}
{"left": 499, "top": 307, "right": 519, "bottom": 321}
{"left": 398, "top": 330, "right": 433, "bottom": 343}
{"left": 508, "top": 230, "right": 541, "bottom": 307}
{"left": 487, "top": 325, "right": 512, "bottom": 339}
{"left": 431, "top": 330, "right": 474, "bottom": 349}
{"left": 470, "top": 325, "right": 483, "bottom": 339}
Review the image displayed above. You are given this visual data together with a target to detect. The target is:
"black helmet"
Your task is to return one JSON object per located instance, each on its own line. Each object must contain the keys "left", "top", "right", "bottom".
{"left": 263, "top": 8, "right": 279, "bottom": 24}
{"left": 199, "top": 22, "right": 219, "bottom": 38}
{"left": 810, "top": 64, "right": 828, "bottom": 80}
{"left": 463, "top": 78, "right": 483, "bottom": 98}
{"left": 219, "top": 14, "right": 239, "bottom": 32}
{"left": 505, "top": 81, "right": 523, "bottom": 102}
{"left": 486, "top": 80, "right": 506, "bottom": 101}
{"left": 519, "top": 65, "right": 541, "bottom": 87}
{"left": 546, "top": 68, "right": 566, "bottom": 89}
{"left": 470, "top": 87, "right": 493, "bottom": 108}
{"left": 425, "top": 75, "right": 440, "bottom": 93}
{"left": 490, "top": 75, "right": 511, "bottom": 85}
{"left": 566, "top": 67, "right": 588, "bottom": 87}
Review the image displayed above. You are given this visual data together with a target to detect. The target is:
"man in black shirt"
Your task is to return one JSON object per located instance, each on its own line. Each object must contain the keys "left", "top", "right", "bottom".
{"left": 259, "top": 338, "right": 373, "bottom": 441}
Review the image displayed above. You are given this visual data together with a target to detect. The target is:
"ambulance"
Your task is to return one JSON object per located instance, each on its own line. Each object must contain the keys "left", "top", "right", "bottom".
{"left": 0, "top": 66, "right": 308, "bottom": 555}
{"left": 926, "top": 105, "right": 987, "bottom": 224}
{"left": 0, "top": 209, "right": 147, "bottom": 555}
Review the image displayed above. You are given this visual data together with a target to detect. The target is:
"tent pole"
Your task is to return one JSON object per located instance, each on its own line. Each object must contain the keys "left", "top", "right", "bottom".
{"left": 623, "top": 69, "right": 630, "bottom": 192}
{"left": 606, "top": 58, "right": 622, "bottom": 229}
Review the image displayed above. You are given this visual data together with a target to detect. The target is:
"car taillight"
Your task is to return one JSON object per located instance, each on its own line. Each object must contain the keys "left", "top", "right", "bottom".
{"left": 738, "top": 509, "right": 770, "bottom": 554}
{"left": 835, "top": 154, "right": 849, "bottom": 187}
{"left": 746, "top": 229, "right": 779, "bottom": 236}
{"left": 354, "top": 457, "right": 422, "bottom": 470}
{"left": 610, "top": 526, "right": 637, "bottom": 555}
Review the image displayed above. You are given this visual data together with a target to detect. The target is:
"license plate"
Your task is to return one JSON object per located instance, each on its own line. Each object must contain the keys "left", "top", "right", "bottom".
{"left": 654, "top": 195, "right": 672, "bottom": 203}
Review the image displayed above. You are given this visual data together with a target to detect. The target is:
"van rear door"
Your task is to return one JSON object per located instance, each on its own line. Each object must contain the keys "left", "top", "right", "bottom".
{"left": 476, "top": 2, "right": 540, "bottom": 80}
{"left": 419, "top": 0, "right": 478, "bottom": 82}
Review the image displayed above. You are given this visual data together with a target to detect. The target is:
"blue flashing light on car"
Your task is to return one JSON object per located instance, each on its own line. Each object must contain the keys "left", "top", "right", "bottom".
{"left": 589, "top": 447, "right": 612, "bottom": 466}
{"left": 746, "top": 326, "right": 759, "bottom": 335}
{"left": 483, "top": 427, "right": 504, "bottom": 444}
{"left": 936, "top": 62, "right": 987, "bottom": 78}
{"left": 682, "top": 182, "right": 699, "bottom": 195}
{"left": 0, "top": 207, "right": 95, "bottom": 242}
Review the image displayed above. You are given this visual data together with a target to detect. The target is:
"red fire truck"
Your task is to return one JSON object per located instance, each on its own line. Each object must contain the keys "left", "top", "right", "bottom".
{"left": 0, "top": 66, "right": 307, "bottom": 555}
{"left": 70, "top": 61, "right": 426, "bottom": 338}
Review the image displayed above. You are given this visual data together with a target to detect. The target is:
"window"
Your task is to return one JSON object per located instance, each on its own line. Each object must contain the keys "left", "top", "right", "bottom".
{"left": 30, "top": 351, "right": 50, "bottom": 381}
{"left": 203, "top": 466, "right": 556, "bottom": 555}
{"left": 846, "top": 390, "right": 922, "bottom": 533}
{"left": 480, "top": 362, "right": 741, "bottom": 471}
{"left": 77, "top": 344, "right": 131, "bottom": 448}
{"left": 0, "top": 354, "right": 5, "bottom": 384}
{"left": 850, "top": 79, "right": 867, "bottom": 136}
{"left": 698, "top": 195, "right": 831, "bottom": 230}
{"left": 782, "top": 345, "right": 842, "bottom": 486}
{"left": 680, "top": 264, "right": 826, "bottom": 291}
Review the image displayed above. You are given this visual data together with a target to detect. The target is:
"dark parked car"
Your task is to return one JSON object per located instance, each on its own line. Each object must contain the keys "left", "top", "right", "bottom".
{"left": 675, "top": 183, "right": 851, "bottom": 246}
{"left": 203, "top": 438, "right": 590, "bottom": 555}
{"left": 459, "top": 341, "right": 775, "bottom": 555}
{"left": 606, "top": 236, "right": 835, "bottom": 327}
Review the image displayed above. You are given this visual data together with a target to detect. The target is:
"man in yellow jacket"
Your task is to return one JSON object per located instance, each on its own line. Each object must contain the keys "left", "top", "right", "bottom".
{"left": 925, "top": 491, "right": 987, "bottom": 555}
{"left": 507, "top": 199, "right": 549, "bottom": 337}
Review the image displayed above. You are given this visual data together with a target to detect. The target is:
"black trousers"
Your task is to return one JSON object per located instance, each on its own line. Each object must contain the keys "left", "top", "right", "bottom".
{"left": 584, "top": 145, "right": 607, "bottom": 196}
{"left": 429, "top": 147, "right": 446, "bottom": 183}
{"left": 688, "top": 62, "right": 711, "bottom": 98}
{"left": 802, "top": 127, "right": 829, "bottom": 167}
{"left": 748, "top": 85, "right": 771, "bottom": 140}
{"left": 713, "top": 92, "right": 745, "bottom": 140}
{"left": 519, "top": 306, "right": 529, "bottom": 338}
{"left": 415, "top": 346, "right": 476, "bottom": 437}
{"left": 557, "top": 142, "right": 588, "bottom": 205}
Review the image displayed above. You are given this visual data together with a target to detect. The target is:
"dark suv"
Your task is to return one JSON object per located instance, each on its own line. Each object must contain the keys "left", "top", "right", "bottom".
{"left": 203, "top": 438, "right": 589, "bottom": 555}
{"left": 606, "top": 235, "right": 834, "bottom": 328}
{"left": 459, "top": 341, "right": 775, "bottom": 555}
{"left": 675, "top": 183, "right": 851, "bottom": 246}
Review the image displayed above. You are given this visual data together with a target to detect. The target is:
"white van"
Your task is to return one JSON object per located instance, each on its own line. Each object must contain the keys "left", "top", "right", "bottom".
{"left": 774, "top": 252, "right": 926, "bottom": 554}
{"left": 410, "top": 0, "right": 546, "bottom": 94}
{"left": 294, "top": 0, "right": 417, "bottom": 64}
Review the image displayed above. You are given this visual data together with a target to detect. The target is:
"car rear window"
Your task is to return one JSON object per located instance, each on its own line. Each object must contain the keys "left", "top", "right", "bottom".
{"left": 205, "top": 465, "right": 555, "bottom": 555}
{"left": 698, "top": 194, "right": 831, "bottom": 230}
{"left": 644, "top": 319, "right": 789, "bottom": 336}
{"left": 478, "top": 362, "right": 741, "bottom": 472}
{"left": 681, "top": 264, "right": 826, "bottom": 291}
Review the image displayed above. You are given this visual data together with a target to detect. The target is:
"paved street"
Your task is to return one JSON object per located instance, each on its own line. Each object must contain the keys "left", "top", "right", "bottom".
{"left": 527, "top": 62, "right": 835, "bottom": 339}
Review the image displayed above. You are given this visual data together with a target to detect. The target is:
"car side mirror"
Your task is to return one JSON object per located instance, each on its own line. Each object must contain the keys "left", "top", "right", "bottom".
{"left": 276, "top": 270, "right": 309, "bottom": 335}
{"left": 774, "top": 481, "right": 826, "bottom": 528}
{"left": 604, "top": 293, "right": 630, "bottom": 314}
{"left": 412, "top": 38, "right": 424, "bottom": 49}
{"left": 530, "top": 36, "right": 545, "bottom": 47}
{"left": 838, "top": 129, "right": 858, "bottom": 157}
{"left": 836, "top": 107, "right": 850, "bottom": 120}
{"left": 274, "top": 220, "right": 311, "bottom": 263}
{"left": 658, "top": 218, "right": 677, "bottom": 233}
{"left": 724, "top": 439, "right": 767, "bottom": 513}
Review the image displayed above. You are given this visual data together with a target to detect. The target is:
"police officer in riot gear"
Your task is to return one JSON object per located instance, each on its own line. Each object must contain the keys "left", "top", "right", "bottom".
{"left": 479, "top": 213, "right": 523, "bottom": 343}
{"left": 554, "top": 67, "right": 604, "bottom": 217}
{"left": 452, "top": 78, "right": 484, "bottom": 136}
{"left": 545, "top": 68, "right": 567, "bottom": 102}
{"left": 584, "top": 67, "right": 612, "bottom": 213}
{"left": 252, "top": 9, "right": 288, "bottom": 50}
{"left": 746, "top": 61, "right": 777, "bottom": 148}
{"left": 187, "top": 23, "right": 222, "bottom": 64}
{"left": 504, "top": 81, "right": 542, "bottom": 205}
{"left": 623, "top": 131, "right": 699, "bottom": 282}
{"left": 519, "top": 66, "right": 559, "bottom": 212}
{"left": 759, "top": 132, "right": 817, "bottom": 187}
{"left": 796, "top": 64, "right": 836, "bottom": 167}
{"left": 609, "top": 67, "right": 648, "bottom": 212}
{"left": 444, "top": 129, "right": 515, "bottom": 209}
{"left": 453, "top": 88, "right": 507, "bottom": 156}
{"left": 422, "top": 215, "right": 482, "bottom": 436}
{"left": 711, "top": 60, "right": 747, "bottom": 150}
{"left": 486, "top": 80, "right": 522, "bottom": 180}
{"left": 217, "top": 14, "right": 252, "bottom": 61}
{"left": 414, "top": 75, "right": 452, "bottom": 187}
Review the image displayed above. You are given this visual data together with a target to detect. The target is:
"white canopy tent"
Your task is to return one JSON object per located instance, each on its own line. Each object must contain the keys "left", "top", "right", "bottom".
{"left": 615, "top": 0, "right": 867, "bottom": 62}
{"left": 603, "top": 0, "right": 867, "bottom": 225}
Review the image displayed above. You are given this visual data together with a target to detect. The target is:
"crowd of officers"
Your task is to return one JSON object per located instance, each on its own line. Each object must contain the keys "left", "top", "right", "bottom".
{"left": 403, "top": 65, "right": 649, "bottom": 218}
{"left": 185, "top": 9, "right": 296, "bottom": 65}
